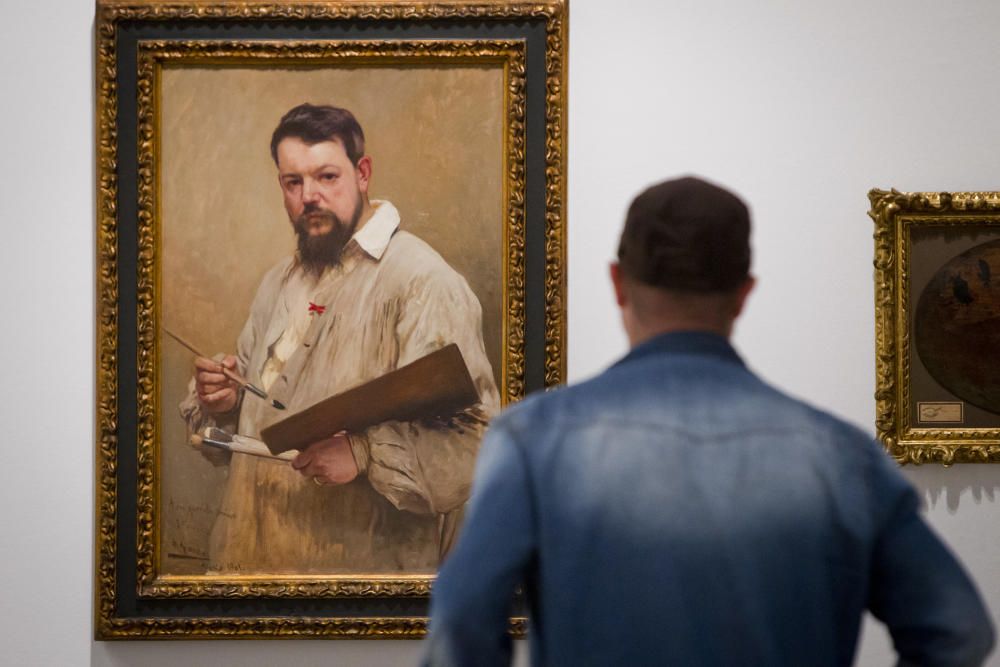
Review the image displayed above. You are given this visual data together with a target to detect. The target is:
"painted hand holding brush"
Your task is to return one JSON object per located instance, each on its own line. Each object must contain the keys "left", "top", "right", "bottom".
{"left": 194, "top": 354, "right": 242, "bottom": 414}
{"left": 164, "top": 328, "right": 285, "bottom": 411}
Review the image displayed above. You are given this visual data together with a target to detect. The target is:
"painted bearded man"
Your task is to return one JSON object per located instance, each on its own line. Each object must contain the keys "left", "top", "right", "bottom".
{"left": 180, "top": 103, "right": 499, "bottom": 574}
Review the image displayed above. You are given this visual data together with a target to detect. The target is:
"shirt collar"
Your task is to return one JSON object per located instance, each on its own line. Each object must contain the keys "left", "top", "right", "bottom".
{"left": 614, "top": 330, "right": 745, "bottom": 369}
{"left": 351, "top": 199, "right": 400, "bottom": 261}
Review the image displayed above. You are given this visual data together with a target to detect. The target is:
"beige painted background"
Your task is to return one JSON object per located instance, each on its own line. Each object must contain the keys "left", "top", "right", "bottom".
{"left": 158, "top": 64, "right": 504, "bottom": 573}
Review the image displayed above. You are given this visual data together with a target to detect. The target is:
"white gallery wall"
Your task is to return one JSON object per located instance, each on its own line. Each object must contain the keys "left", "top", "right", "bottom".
{"left": 1, "top": 0, "right": 998, "bottom": 665}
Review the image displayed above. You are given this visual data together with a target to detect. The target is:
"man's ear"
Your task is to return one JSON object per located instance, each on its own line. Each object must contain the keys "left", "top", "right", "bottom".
{"left": 610, "top": 262, "right": 627, "bottom": 308}
{"left": 732, "top": 275, "right": 756, "bottom": 319}
{"left": 356, "top": 155, "right": 372, "bottom": 194}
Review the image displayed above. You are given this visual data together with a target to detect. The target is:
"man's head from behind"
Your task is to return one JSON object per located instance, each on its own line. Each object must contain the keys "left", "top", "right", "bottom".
{"left": 271, "top": 104, "right": 372, "bottom": 275}
{"left": 612, "top": 176, "right": 755, "bottom": 343}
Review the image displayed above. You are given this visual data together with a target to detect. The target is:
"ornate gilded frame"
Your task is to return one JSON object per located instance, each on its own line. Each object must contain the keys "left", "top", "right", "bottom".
{"left": 869, "top": 189, "right": 1000, "bottom": 465}
{"left": 96, "top": 0, "right": 566, "bottom": 639}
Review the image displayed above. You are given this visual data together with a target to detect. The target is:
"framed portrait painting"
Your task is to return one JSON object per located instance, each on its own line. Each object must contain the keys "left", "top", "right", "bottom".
{"left": 95, "top": 0, "right": 567, "bottom": 638}
{"left": 869, "top": 189, "right": 1000, "bottom": 465}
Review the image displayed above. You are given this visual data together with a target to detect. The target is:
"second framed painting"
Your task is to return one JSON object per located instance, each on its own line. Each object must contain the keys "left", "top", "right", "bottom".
{"left": 95, "top": 0, "right": 567, "bottom": 638}
{"left": 870, "top": 188, "right": 1000, "bottom": 465}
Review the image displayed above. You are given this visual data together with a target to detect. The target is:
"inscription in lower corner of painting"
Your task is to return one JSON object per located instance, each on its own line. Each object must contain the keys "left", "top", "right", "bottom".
{"left": 917, "top": 401, "right": 964, "bottom": 424}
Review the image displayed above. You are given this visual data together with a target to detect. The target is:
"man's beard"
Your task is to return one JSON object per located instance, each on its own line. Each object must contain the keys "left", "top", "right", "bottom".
{"left": 294, "top": 200, "right": 363, "bottom": 277}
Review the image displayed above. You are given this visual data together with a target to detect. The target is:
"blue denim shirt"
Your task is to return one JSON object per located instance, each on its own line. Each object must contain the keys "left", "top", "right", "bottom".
{"left": 425, "top": 332, "right": 994, "bottom": 667}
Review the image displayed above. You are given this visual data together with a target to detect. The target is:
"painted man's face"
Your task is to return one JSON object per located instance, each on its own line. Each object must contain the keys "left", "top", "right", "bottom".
{"left": 276, "top": 136, "right": 369, "bottom": 272}
{"left": 276, "top": 136, "right": 369, "bottom": 235}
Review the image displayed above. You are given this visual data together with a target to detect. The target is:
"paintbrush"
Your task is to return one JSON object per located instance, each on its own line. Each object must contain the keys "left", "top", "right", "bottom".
{"left": 163, "top": 327, "right": 286, "bottom": 410}
{"left": 190, "top": 428, "right": 295, "bottom": 462}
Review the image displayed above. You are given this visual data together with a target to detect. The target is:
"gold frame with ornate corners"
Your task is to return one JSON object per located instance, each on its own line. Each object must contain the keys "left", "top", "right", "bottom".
{"left": 96, "top": 0, "right": 566, "bottom": 639}
{"left": 869, "top": 189, "right": 1000, "bottom": 465}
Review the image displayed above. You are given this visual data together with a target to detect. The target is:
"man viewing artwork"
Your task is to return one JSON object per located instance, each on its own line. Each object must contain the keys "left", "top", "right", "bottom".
{"left": 180, "top": 103, "right": 499, "bottom": 574}
{"left": 425, "top": 176, "right": 994, "bottom": 666}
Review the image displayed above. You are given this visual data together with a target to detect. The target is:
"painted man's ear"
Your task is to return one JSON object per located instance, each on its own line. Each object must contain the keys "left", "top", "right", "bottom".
{"left": 356, "top": 155, "right": 372, "bottom": 193}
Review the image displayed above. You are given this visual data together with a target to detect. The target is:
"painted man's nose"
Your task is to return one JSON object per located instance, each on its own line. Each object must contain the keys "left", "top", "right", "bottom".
{"left": 302, "top": 180, "right": 322, "bottom": 202}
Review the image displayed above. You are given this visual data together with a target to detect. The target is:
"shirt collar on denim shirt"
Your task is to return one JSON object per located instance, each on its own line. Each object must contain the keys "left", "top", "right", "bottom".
{"left": 616, "top": 330, "right": 745, "bottom": 369}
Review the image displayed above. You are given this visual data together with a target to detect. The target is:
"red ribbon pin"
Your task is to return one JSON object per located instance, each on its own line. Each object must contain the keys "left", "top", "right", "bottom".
{"left": 308, "top": 302, "right": 326, "bottom": 315}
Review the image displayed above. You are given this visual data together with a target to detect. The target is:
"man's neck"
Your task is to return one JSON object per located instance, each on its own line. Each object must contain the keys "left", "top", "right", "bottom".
{"left": 626, "top": 318, "right": 732, "bottom": 348}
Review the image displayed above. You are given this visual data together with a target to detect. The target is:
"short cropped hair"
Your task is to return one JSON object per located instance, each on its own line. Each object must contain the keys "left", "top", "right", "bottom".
{"left": 270, "top": 103, "right": 366, "bottom": 166}
{"left": 617, "top": 176, "right": 751, "bottom": 292}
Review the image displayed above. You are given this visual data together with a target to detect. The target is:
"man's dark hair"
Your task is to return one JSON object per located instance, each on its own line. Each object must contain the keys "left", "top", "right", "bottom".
{"left": 617, "top": 176, "right": 751, "bottom": 292}
{"left": 270, "top": 103, "right": 366, "bottom": 166}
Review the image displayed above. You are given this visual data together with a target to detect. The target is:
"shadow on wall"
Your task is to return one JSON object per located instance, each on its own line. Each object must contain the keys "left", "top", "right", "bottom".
{"left": 904, "top": 465, "right": 1000, "bottom": 515}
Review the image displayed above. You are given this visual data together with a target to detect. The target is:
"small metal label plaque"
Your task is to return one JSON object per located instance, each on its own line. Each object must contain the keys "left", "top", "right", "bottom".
{"left": 917, "top": 402, "right": 964, "bottom": 424}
